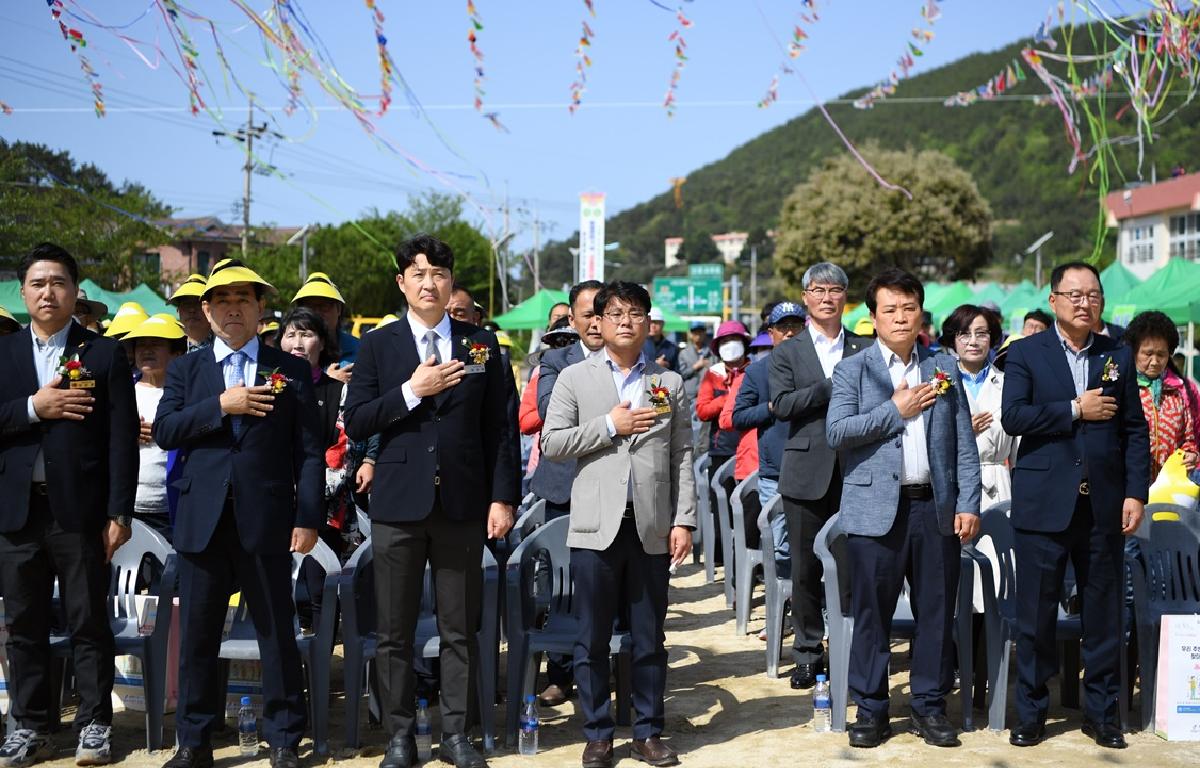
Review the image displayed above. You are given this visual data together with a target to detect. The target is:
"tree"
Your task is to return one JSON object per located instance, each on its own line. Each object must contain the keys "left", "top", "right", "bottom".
{"left": 678, "top": 228, "right": 721, "bottom": 265}
{"left": 0, "top": 140, "right": 171, "bottom": 287}
{"left": 775, "top": 146, "right": 992, "bottom": 296}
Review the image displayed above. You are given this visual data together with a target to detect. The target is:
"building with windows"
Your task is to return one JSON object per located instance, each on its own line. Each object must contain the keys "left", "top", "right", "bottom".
{"left": 147, "top": 217, "right": 301, "bottom": 295}
{"left": 663, "top": 231, "right": 749, "bottom": 268}
{"left": 1105, "top": 172, "right": 1200, "bottom": 280}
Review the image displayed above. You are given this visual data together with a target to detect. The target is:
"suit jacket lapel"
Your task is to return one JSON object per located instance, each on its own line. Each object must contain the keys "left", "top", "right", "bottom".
{"left": 14, "top": 328, "right": 39, "bottom": 395}
{"left": 792, "top": 331, "right": 824, "bottom": 380}
{"left": 1041, "top": 330, "right": 1080, "bottom": 396}
{"left": 1087, "top": 338, "right": 1114, "bottom": 390}
{"left": 918, "top": 347, "right": 936, "bottom": 432}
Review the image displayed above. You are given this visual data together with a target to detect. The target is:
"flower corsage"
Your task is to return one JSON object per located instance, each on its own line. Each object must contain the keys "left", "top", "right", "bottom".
{"left": 646, "top": 376, "right": 672, "bottom": 415}
{"left": 1101, "top": 356, "right": 1119, "bottom": 383}
{"left": 260, "top": 368, "right": 291, "bottom": 394}
{"left": 57, "top": 352, "right": 95, "bottom": 389}
{"left": 928, "top": 366, "right": 954, "bottom": 396}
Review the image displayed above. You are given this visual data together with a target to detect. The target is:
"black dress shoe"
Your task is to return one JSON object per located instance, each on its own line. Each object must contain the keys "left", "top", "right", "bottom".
{"left": 269, "top": 747, "right": 299, "bottom": 768}
{"left": 847, "top": 714, "right": 892, "bottom": 748}
{"left": 160, "top": 747, "right": 213, "bottom": 768}
{"left": 1008, "top": 721, "right": 1045, "bottom": 747}
{"left": 789, "top": 656, "right": 826, "bottom": 690}
{"left": 438, "top": 734, "right": 487, "bottom": 768}
{"left": 909, "top": 713, "right": 960, "bottom": 747}
{"left": 1082, "top": 719, "right": 1127, "bottom": 749}
{"left": 380, "top": 734, "right": 417, "bottom": 768}
{"left": 581, "top": 740, "right": 614, "bottom": 768}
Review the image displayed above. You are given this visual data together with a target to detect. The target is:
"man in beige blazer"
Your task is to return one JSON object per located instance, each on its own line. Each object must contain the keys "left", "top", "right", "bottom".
{"left": 542, "top": 281, "right": 695, "bottom": 768}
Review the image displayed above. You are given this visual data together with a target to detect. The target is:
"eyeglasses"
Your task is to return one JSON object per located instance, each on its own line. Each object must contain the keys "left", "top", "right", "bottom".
{"left": 602, "top": 310, "right": 648, "bottom": 324}
{"left": 955, "top": 331, "right": 991, "bottom": 343}
{"left": 1051, "top": 290, "right": 1103, "bottom": 306}
{"left": 805, "top": 286, "right": 847, "bottom": 299}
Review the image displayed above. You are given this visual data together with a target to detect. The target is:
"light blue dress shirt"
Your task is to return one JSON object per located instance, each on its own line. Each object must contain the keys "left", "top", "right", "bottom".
{"left": 25, "top": 321, "right": 77, "bottom": 482}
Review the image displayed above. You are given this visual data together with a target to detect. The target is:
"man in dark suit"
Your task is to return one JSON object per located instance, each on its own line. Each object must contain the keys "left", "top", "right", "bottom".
{"left": 1001, "top": 262, "right": 1149, "bottom": 749}
{"left": 0, "top": 243, "right": 138, "bottom": 768}
{"left": 344, "top": 234, "right": 519, "bottom": 768}
{"left": 827, "top": 268, "right": 981, "bottom": 749}
{"left": 153, "top": 260, "right": 323, "bottom": 768}
{"left": 767, "top": 263, "right": 869, "bottom": 689}
{"left": 528, "top": 279, "right": 604, "bottom": 706}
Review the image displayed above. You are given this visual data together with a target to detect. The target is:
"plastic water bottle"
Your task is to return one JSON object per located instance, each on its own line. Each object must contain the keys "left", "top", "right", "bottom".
{"left": 812, "top": 675, "right": 832, "bottom": 733}
{"left": 237, "top": 696, "right": 258, "bottom": 756}
{"left": 518, "top": 694, "right": 539, "bottom": 756}
{"left": 415, "top": 698, "right": 433, "bottom": 761}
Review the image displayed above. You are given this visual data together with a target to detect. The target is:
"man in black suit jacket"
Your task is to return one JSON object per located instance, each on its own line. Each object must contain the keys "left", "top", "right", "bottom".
{"left": 153, "top": 260, "right": 323, "bottom": 768}
{"left": 0, "top": 243, "right": 138, "bottom": 768}
{"left": 768, "top": 263, "right": 869, "bottom": 690}
{"left": 344, "top": 235, "right": 519, "bottom": 768}
{"left": 1001, "top": 263, "right": 1149, "bottom": 749}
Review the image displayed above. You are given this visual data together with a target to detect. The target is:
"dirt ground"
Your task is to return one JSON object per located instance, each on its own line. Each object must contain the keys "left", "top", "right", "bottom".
{"left": 35, "top": 561, "right": 1199, "bottom": 767}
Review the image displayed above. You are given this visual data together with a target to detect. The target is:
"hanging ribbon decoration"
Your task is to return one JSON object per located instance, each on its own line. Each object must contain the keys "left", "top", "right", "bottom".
{"left": 662, "top": 7, "right": 692, "bottom": 117}
{"left": 568, "top": 0, "right": 596, "bottom": 114}
{"left": 467, "top": 1, "right": 504, "bottom": 130}
{"left": 0, "top": 101, "right": 13, "bottom": 116}
{"left": 759, "top": 0, "right": 824, "bottom": 109}
{"left": 364, "top": 0, "right": 393, "bottom": 116}
{"left": 855, "top": 0, "right": 941, "bottom": 109}
{"left": 46, "top": 0, "right": 106, "bottom": 117}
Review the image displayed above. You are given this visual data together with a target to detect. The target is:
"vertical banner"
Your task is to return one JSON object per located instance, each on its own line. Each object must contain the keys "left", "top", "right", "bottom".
{"left": 579, "top": 192, "right": 606, "bottom": 282}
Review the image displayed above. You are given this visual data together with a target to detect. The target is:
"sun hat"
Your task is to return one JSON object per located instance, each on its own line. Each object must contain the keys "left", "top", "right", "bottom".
{"left": 711, "top": 320, "right": 751, "bottom": 351}
{"left": 292, "top": 271, "right": 345, "bottom": 305}
{"left": 121, "top": 313, "right": 187, "bottom": 342}
{"left": 74, "top": 289, "right": 109, "bottom": 319}
{"left": 202, "top": 258, "right": 275, "bottom": 299}
{"left": 104, "top": 302, "right": 149, "bottom": 338}
{"left": 167, "top": 273, "right": 207, "bottom": 305}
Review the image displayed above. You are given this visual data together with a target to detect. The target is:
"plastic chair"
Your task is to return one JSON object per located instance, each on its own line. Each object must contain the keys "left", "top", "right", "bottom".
{"left": 731, "top": 471, "right": 763, "bottom": 635}
{"left": 503, "top": 516, "right": 631, "bottom": 746}
{"left": 966, "top": 501, "right": 1088, "bottom": 732}
{"left": 710, "top": 457, "right": 737, "bottom": 609}
{"left": 340, "top": 539, "right": 501, "bottom": 751}
{"left": 356, "top": 508, "right": 371, "bottom": 539}
{"left": 693, "top": 454, "right": 715, "bottom": 581}
{"left": 758, "top": 495, "right": 791, "bottom": 678}
{"left": 511, "top": 498, "right": 547, "bottom": 548}
{"left": 218, "top": 539, "right": 340, "bottom": 756}
{"left": 814, "top": 514, "right": 974, "bottom": 732}
{"left": 1128, "top": 503, "right": 1200, "bottom": 731}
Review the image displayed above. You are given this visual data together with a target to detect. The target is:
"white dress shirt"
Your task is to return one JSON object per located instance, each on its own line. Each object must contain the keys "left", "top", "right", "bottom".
{"left": 212, "top": 335, "right": 260, "bottom": 393}
{"left": 401, "top": 311, "right": 453, "bottom": 410}
{"left": 878, "top": 340, "right": 931, "bottom": 485}
{"left": 25, "top": 321, "right": 76, "bottom": 482}
{"left": 601, "top": 349, "right": 648, "bottom": 502}
{"left": 809, "top": 323, "right": 845, "bottom": 380}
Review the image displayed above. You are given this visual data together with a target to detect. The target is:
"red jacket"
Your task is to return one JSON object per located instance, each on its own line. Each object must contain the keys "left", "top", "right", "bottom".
{"left": 697, "top": 361, "right": 746, "bottom": 457}
{"left": 719, "top": 374, "right": 759, "bottom": 481}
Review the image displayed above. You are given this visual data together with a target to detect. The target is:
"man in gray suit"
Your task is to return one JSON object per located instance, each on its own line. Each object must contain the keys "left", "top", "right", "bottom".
{"left": 528, "top": 279, "right": 604, "bottom": 706}
{"left": 768, "top": 263, "right": 869, "bottom": 689}
{"left": 542, "top": 281, "right": 695, "bottom": 768}
{"left": 827, "top": 268, "right": 980, "bottom": 749}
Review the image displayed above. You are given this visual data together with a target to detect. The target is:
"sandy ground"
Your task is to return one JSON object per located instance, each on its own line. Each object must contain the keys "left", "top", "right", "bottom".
{"left": 33, "top": 561, "right": 1199, "bottom": 767}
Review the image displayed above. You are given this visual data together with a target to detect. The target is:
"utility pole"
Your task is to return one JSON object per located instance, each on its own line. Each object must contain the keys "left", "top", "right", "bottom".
{"left": 532, "top": 207, "right": 541, "bottom": 293}
{"left": 749, "top": 245, "right": 758, "bottom": 315}
{"left": 213, "top": 94, "right": 270, "bottom": 256}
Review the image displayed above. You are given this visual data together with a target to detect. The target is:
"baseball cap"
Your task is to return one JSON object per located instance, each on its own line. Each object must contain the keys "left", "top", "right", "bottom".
{"left": 767, "top": 301, "right": 806, "bottom": 326}
{"left": 648, "top": 307, "right": 665, "bottom": 323}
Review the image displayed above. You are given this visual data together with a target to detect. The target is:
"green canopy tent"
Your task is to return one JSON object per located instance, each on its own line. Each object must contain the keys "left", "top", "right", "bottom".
{"left": 118, "top": 283, "right": 172, "bottom": 317}
{"left": 0, "top": 280, "right": 27, "bottom": 323}
{"left": 970, "top": 282, "right": 1007, "bottom": 308}
{"left": 0, "top": 279, "right": 170, "bottom": 326}
{"left": 1118, "top": 258, "right": 1200, "bottom": 325}
{"left": 490, "top": 289, "right": 570, "bottom": 330}
{"left": 926, "top": 281, "right": 977, "bottom": 326}
{"left": 1099, "top": 261, "right": 1141, "bottom": 305}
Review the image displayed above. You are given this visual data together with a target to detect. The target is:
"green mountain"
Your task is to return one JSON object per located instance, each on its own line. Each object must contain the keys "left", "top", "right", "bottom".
{"left": 535, "top": 22, "right": 1200, "bottom": 288}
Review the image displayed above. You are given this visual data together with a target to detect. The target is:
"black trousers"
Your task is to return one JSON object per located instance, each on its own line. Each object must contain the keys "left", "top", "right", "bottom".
{"left": 782, "top": 476, "right": 844, "bottom": 664}
{"left": 0, "top": 490, "right": 114, "bottom": 732}
{"left": 372, "top": 503, "right": 484, "bottom": 739}
{"left": 846, "top": 496, "right": 960, "bottom": 719}
{"left": 175, "top": 508, "right": 307, "bottom": 749}
{"left": 571, "top": 518, "right": 670, "bottom": 742}
{"left": 1013, "top": 494, "right": 1123, "bottom": 726}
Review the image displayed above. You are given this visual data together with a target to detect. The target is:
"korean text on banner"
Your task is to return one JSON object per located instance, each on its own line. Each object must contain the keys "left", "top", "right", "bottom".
{"left": 1155, "top": 614, "right": 1200, "bottom": 741}
{"left": 579, "top": 192, "right": 606, "bottom": 282}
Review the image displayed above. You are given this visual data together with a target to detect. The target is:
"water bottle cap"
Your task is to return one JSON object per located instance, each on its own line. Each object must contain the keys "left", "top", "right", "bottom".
{"left": 815, "top": 674, "right": 827, "bottom": 682}
{"left": 240, "top": 696, "right": 252, "bottom": 706}
{"left": 525, "top": 694, "right": 536, "bottom": 703}
{"left": 418, "top": 698, "right": 428, "bottom": 707}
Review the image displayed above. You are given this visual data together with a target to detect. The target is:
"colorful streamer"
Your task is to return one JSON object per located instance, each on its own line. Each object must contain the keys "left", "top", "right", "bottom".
{"left": 662, "top": 7, "right": 692, "bottom": 116}
{"left": 47, "top": 0, "right": 106, "bottom": 117}
{"left": 568, "top": 0, "right": 597, "bottom": 115}
{"left": 758, "top": 0, "right": 823, "bottom": 109}
{"left": 365, "top": 0, "right": 393, "bottom": 116}
{"left": 0, "top": 101, "right": 13, "bottom": 116}
{"left": 854, "top": 0, "right": 942, "bottom": 110}
{"left": 466, "top": 0, "right": 504, "bottom": 130}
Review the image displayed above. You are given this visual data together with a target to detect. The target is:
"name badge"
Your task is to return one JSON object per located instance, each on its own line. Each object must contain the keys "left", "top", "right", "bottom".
{"left": 69, "top": 380, "right": 96, "bottom": 389}
{"left": 465, "top": 364, "right": 486, "bottom": 375}
{"left": 653, "top": 403, "right": 671, "bottom": 415}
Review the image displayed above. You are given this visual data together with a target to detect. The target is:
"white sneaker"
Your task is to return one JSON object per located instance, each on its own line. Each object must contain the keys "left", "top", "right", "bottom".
{"left": 74, "top": 723, "right": 111, "bottom": 767}
{"left": 0, "top": 729, "right": 52, "bottom": 768}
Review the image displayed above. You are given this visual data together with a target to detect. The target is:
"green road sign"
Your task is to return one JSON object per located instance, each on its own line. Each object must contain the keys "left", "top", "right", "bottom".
{"left": 652, "top": 277, "right": 723, "bottom": 314}
{"left": 688, "top": 263, "right": 724, "bottom": 279}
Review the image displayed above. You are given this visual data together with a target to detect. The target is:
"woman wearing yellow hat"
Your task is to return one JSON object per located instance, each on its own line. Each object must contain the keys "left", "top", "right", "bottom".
{"left": 104, "top": 301, "right": 149, "bottom": 339}
{"left": 292, "top": 272, "right": 358, "bottom": 382}
{"left": 167, "top": 273, "right": 212, "bottom": 352}
{"left": 121, "top": 314, "right": 187, "bottom": 540}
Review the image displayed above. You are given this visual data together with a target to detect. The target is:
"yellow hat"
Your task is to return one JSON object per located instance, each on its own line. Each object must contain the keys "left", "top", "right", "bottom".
{"left": 121, "top": 313, "right": 186, "bottom": 342}
{"left": 259, "top": 321, "right": 280, "bottom": 336}
{"left": 495, "top": 330, "right": 513, "bottom": 348}
{"left": 0, "top": 304, "right": 20, "bottom": 334}
{"left": 203, "top": 258, "right": 275, "bottom": 298}
{"left": 853, "top": 317, "right": 876, "bottom": 336}
{"left": 997, "top": 332, "right": 1022, "bottom": 352}
{"left": 167, "top": 273, "right": 207, "bottom": 305}
{"left": 373, "top": 313, "right": 399, "bottom": 330}
{"left": 105, "top": 302, "right": 149, "bottom": 338}
{"left": 292, "top": 271, "right": 345, "bottom": 305}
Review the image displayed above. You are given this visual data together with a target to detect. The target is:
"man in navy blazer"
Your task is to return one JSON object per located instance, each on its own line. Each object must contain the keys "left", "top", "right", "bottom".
{"left": 0, "top": 244, "right": 138, "bottom": 768}
{"left": 827, "top": 269, "right": 980, "bottom": 749}
{"left": 1000, "top": 262, "right": 1149, "bottom": 749}
{"left": 154, "top": 260, "right": 323, "bottom": 768}
{"left": 344, "top": 235, "right": 518, "bottom": 768}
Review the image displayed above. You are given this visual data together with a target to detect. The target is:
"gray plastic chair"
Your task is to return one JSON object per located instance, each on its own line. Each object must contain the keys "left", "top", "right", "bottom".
{"left": 356, "top": 508, "right": 371, "bottom": 539}
{"left": 1128, "top": 503, "right": 1200, "bottom": 731}
{"left": 814, "top": 514, "right": 974, "bottom": 732}
{"left": 693, "top": 454, "right": 715, "bottom": 581}
{"left": 218, "top": 539, "right": 340, "bottom": 756}
{"left": 710, "top": 457, "right": 737, "bottom": 609}
{"left": 758, "top": 495, "right": 791, "bottom": 678}
{"left": 339, "top": 539, "right": 501, "bottom": 751}
{"left": 511, "top": 498, "right": 547, "bottom": 548}
{"left": 503, "top": 516, "right": 631, "bottom": 745}
{"left": 731, "top": 471, "right": 763, "bottom": 635}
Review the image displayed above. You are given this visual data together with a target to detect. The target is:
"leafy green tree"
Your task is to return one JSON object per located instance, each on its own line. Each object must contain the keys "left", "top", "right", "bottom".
{"left": 679, "top": 228, "right": 721, "bottom": 265}
{"left": 0, "top": 140, "right": 171, "bottom": 288}
{"left": 775, "top": 146, "right": 992, "bottom": 296}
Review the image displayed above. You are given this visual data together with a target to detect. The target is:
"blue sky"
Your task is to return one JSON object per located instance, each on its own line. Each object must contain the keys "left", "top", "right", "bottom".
{"left": 0, "top": 1, "right": 1116, "bottom": 252}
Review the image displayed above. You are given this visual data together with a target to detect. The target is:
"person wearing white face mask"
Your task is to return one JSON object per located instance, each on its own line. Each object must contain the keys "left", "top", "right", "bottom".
{"left": 695, "top": 320, "right": 751, "bottom": 568}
